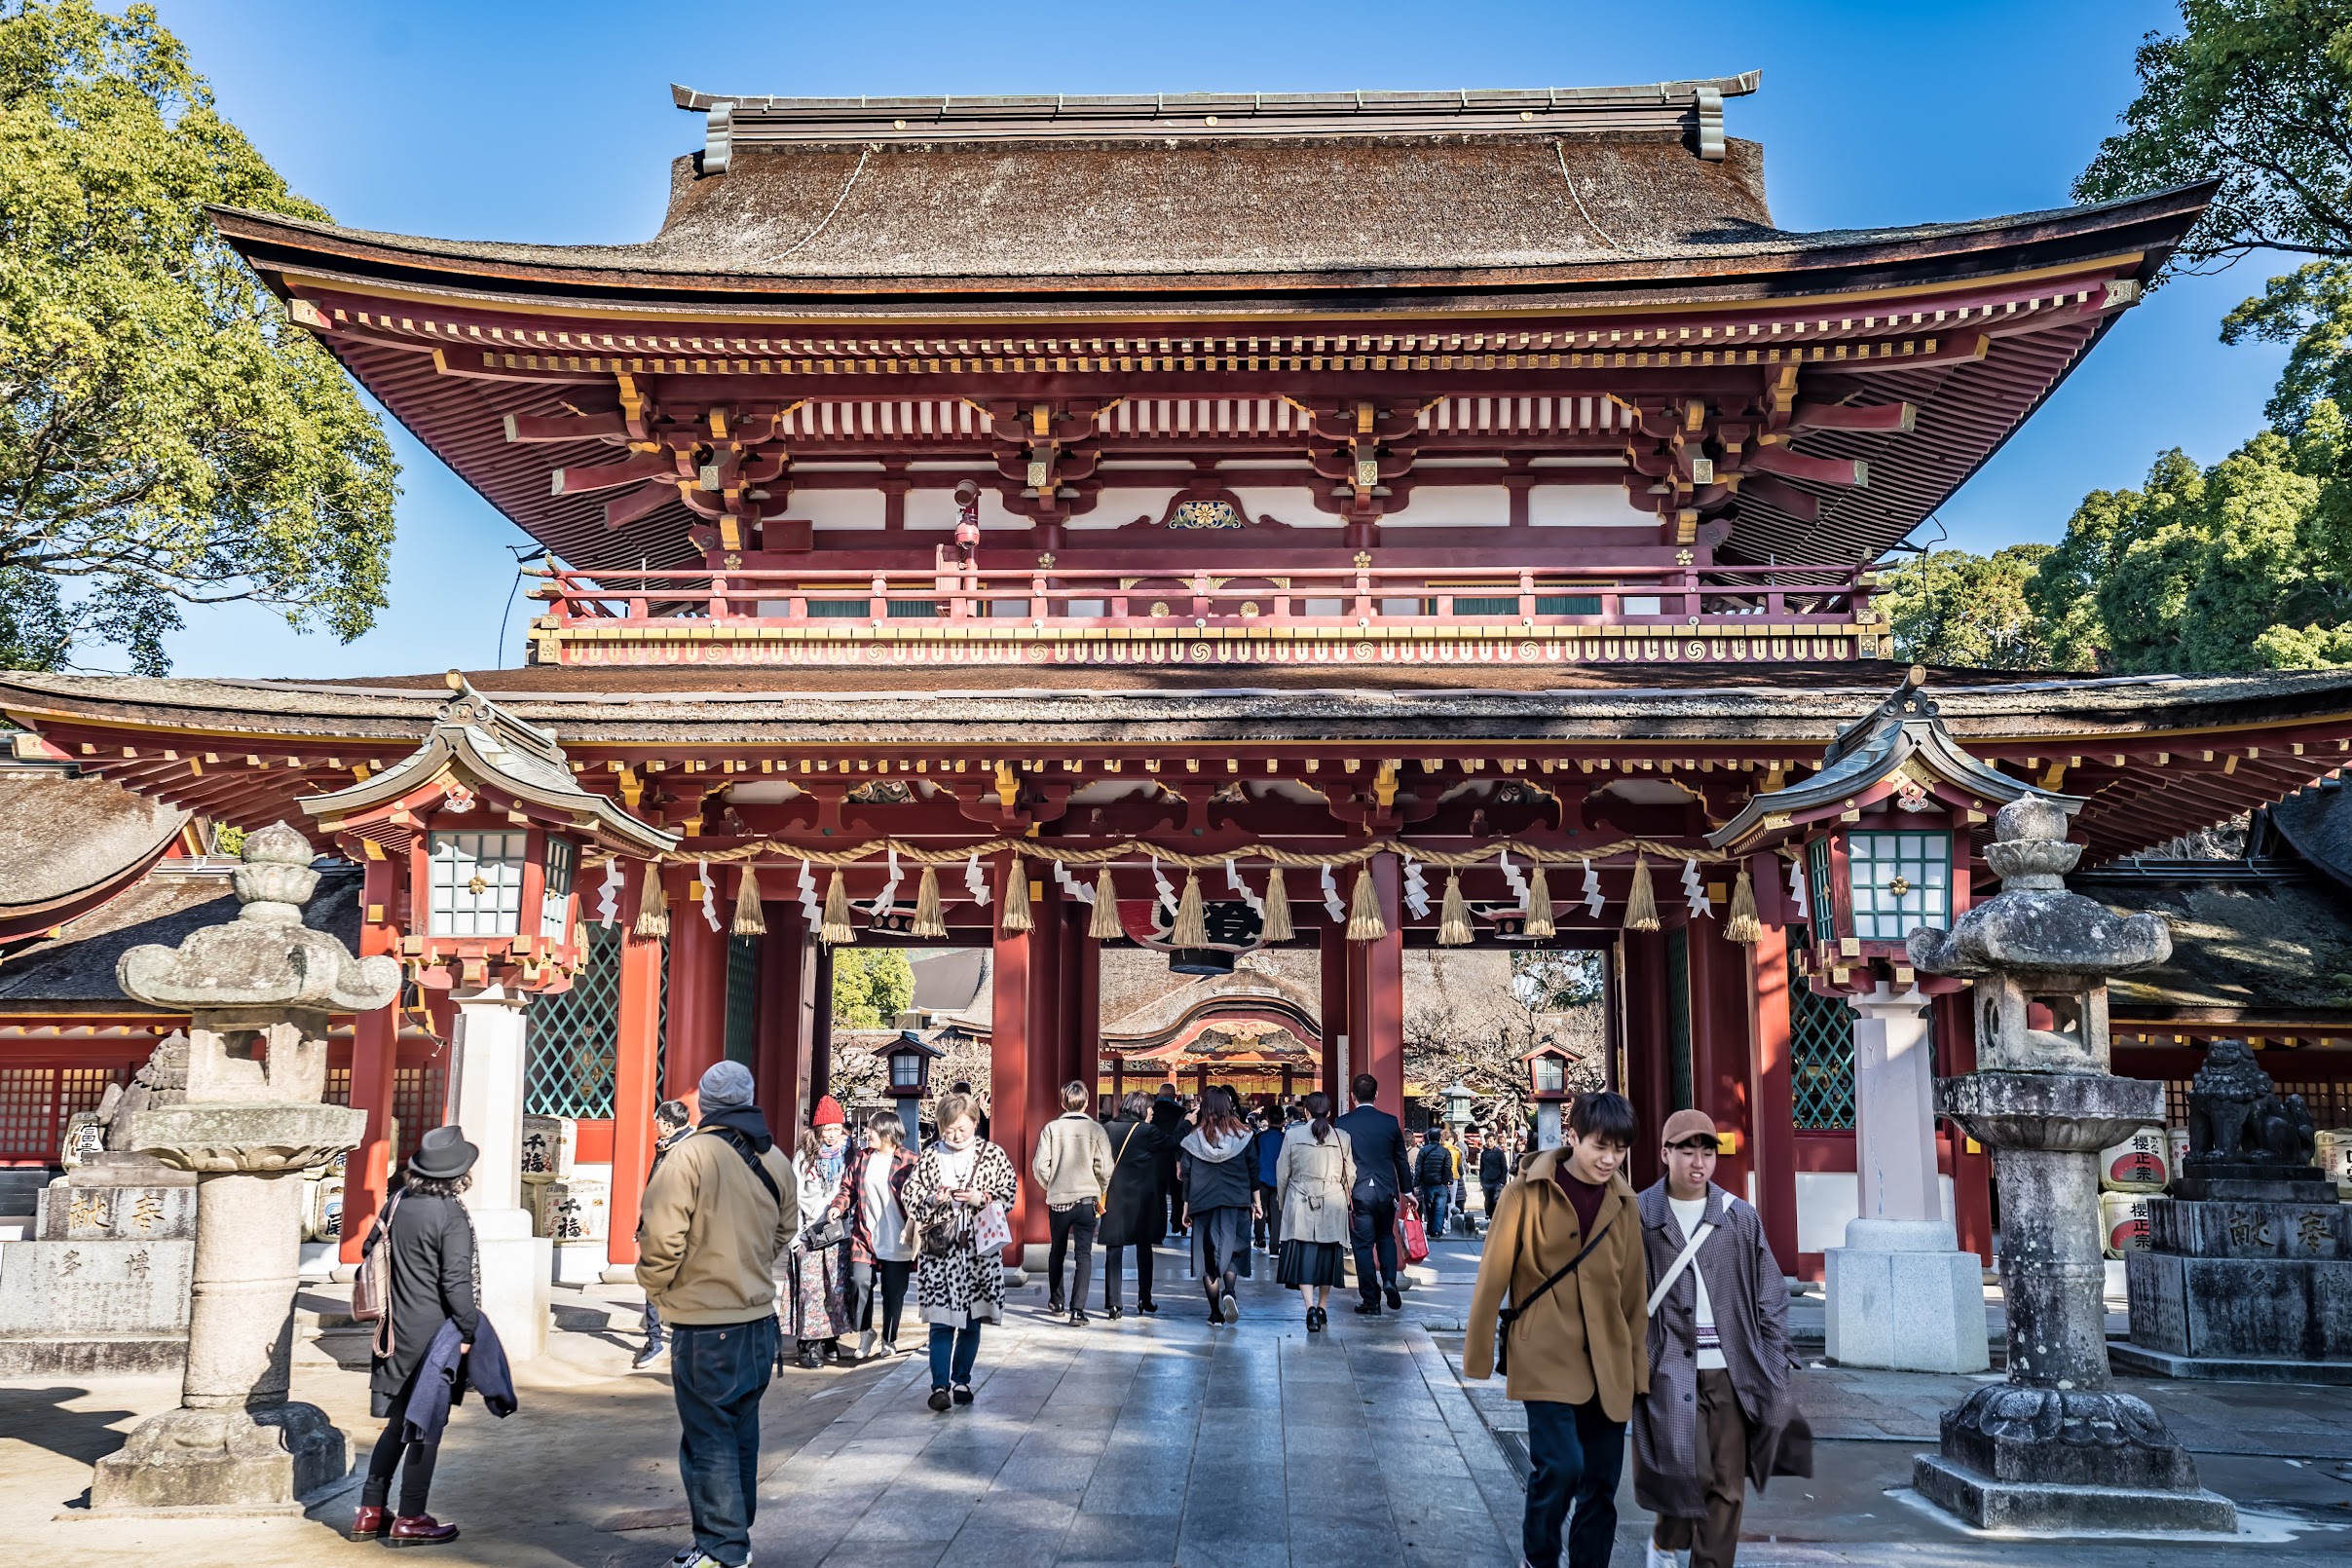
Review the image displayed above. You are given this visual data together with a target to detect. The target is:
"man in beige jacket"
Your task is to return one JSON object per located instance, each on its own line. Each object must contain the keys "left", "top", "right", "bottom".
{"left": 636, "top": 1062, "right": 798, "bottom": 1568}
{"left": 1465, "top": 1090, "right": 1648, "bottom": 1568}
{"left": 1031, "top": 1080, "right": 1114, "bottom": 1325}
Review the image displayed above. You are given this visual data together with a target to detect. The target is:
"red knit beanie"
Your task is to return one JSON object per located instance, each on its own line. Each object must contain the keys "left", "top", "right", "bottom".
{"left": 812, "top": 1095, "right": 846, "bottom": 1128}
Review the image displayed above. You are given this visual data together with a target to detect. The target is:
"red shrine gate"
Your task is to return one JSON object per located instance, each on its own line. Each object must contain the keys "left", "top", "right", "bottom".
{"left": 18, "top": 74, "right": 2350, "bottom": 1301}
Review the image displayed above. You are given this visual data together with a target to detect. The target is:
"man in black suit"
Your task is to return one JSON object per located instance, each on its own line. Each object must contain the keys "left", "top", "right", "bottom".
{"left": 1333, "top": 1072, "right": 1414, "bottom": 1315}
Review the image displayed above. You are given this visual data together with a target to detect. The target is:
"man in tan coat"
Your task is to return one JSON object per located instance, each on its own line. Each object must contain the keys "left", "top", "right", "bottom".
{"left": 1466, "top": 1091, "right": 1648, "bottom": 1568}
{"left": 1031, "top": 1080, "right": 1114, "bottom": 1325}
{"left": 636, "top": 1061, "right": 798, "bottom": 1568}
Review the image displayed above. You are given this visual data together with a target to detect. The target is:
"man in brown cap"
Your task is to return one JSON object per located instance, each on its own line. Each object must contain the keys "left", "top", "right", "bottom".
{"left": 1631, "top": 1109, "right": 1805, "bottom": 1568}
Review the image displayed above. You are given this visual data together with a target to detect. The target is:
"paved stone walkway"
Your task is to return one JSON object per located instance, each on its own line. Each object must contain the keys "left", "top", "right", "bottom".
{"left": 751, "top": 1291, "right": 1524, "bottom": 1568}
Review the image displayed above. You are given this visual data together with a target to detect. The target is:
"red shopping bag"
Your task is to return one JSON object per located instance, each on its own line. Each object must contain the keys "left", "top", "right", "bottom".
{"left": 1398, "top": 1197, "right": 1430, "bottom": 1265}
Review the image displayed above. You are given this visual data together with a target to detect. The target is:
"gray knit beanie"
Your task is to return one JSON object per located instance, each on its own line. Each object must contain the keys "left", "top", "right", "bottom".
{"left": 699, "top": 1060, "right": 755, "bottom": 1112}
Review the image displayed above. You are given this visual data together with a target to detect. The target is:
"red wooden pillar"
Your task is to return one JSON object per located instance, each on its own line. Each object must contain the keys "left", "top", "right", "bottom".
{"left": 756, "top": 906, "right": 809, "bottom": 1140}
{"left": 806, "top": 941, "right": 835, "bottom": 1116}
{"left": 608, "top": 867, "right": 666, "bottom": 1267}
{"left": 341, "top": 855, "right": 401, "bottom": 1263}
{"left": 988, "top": 854, "right": 1032, "bottom": 1263}
{"left": 1622, "top": 927, "right": 1673, "bottom": 1191}
{"left": 1021, "top": 875, "right": 1064, "bottom": 1251}
{"left": 1687, "top": 907, "right": 1755, "bottom": 1203}
{"left": 1071, "top": 908, "right": 1100, "bottom": 1100}
{"left": 1363, "top": 851, "right": 1405, "bottom": 1110}
{"left": 663, "top": 864, "right": 726, "bottom": 1101}
{"left": 1745, "top": 867, "right": 1800, "bottom": 1273}
{"left": 1937, "top": 989, "right": 1996, "bottom": 1264}
{"left": 1319, "top": 921, "right": 1348, "bottom": 1098}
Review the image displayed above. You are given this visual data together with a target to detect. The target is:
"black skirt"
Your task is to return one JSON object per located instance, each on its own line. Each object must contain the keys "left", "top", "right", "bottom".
{"left": 1277, "top": 1239, "right": 1346, "bottom": 1288}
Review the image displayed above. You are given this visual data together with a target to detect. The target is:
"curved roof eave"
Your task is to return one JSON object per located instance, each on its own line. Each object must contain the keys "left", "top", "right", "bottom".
{"left": 205, "top": 184, "right": 2213, "bottom": 317}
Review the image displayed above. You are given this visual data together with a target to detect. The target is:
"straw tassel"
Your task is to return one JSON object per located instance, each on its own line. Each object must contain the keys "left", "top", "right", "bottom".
{"left": 1724, "top": 867, "right": 1762, "bottom": 945}
{"left": 1437, "top": 871, "right": 1473, "bottom": 946}
{"left": 1347, "top": 866, "right": 1386, "bottom": 942}
{"left": 821, "top": 870, "right": 855, "bottom": 945}
{"left": 1089, "top": 867, "right": 1123, "bottom": 939}
{"left": 911, "top": 866, "right": 946, "bottom": 939}
{"left": 1172, "top": 872, "right": 1208, "bottom": 948}
{"left": 633, "top": 868, "right": 670, "bottom": 938}
{"left": 1259, "top": 868, "right": 1295, "bottom": 944}
{"left": 1524, "top": 863, "right": 1556, "bottom": 939}
{"left": 999, "top": 869, "right": 1034, "bottom": 934}
{"left": 1624, "top": 854, "right": 1661, "bottom": 933}
{"left": 730, "top": 866, "right": 766, "bottom": 936}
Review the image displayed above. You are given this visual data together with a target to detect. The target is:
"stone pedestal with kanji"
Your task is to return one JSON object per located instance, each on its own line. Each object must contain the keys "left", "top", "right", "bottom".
{"left": 2114, "top": 1038, "right": 2352, "bottom": 1384}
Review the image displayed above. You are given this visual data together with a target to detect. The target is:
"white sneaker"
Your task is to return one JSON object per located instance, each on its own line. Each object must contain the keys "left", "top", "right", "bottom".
{"left": 1644, "top": 1545, "right": 1681, "bottom": 1568}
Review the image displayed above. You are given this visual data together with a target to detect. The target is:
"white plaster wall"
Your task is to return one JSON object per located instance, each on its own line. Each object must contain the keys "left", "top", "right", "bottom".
{"left": 788, "top": 490, "right": 887, "bottom": 532}
{"left": 1383, "top": 485, "right": 1509, "bottom": 528}
{"left": 1529, "top": 485, "right": 1636, "bottom": 527}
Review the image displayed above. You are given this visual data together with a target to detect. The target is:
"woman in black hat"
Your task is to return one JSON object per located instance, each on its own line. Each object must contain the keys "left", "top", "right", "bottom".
{"left": 352, "top": 1124, "right": 481, "bottom": 1546}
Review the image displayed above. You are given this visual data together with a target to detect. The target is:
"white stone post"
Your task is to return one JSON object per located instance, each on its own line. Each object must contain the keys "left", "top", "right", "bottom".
{"left": 446, "top": 984, "right": 550, "bottom": 1360}
{"left": 1823, "top": 982, "right": 1989, "bottom": 1372}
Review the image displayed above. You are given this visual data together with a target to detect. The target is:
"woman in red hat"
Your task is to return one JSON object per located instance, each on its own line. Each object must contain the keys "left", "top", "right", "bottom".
{"left": 787, "top": 1096, "right": 855, "bottom": 1367}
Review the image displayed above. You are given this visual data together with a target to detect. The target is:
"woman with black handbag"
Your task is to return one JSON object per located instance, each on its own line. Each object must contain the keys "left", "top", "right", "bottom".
{"left": 786, "top": 1097, "right": 854, "bottom": 1367}
{"left": 1095, "top": 1090, "right": 1167, "bottom": 1319}
{"left": 902, "top": 1093, "right": 1018, "bottom": 1409}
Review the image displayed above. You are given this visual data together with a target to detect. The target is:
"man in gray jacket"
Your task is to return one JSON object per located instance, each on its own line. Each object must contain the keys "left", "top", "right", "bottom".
{"left": 1031, "top": 1080, "right": 1113, "bottom": 1325}
{"left": 1632, "top": 1109, "right": 1804, "bottom": 1568}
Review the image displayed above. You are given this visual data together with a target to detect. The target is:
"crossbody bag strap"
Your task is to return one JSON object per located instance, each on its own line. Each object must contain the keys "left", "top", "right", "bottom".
{"left": 1494, "top": 1213, "right": 1613, "bottom": 1374}
{"left": 1644, "top": 1221, "right": 1717, "bottom": 1317}
{"left": 703, "top": 1127, "right": 783, "bottom": 1210}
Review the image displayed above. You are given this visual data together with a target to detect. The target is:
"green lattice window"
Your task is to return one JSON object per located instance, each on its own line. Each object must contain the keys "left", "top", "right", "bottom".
{"left": 723, "top": 934, "right": 760, "bottom": 1066}
{"left": 1805, "top": 838, "right": 1836, "bottom": 948}
{"left": 1789, "top": 951, "right": 1855, "bottom": 1129}
{"left": 526, "top": 924, "right": 619, "bottom": 1118}
{"left": 1665, "top": 927, "right": 1693, "bottom": 1113}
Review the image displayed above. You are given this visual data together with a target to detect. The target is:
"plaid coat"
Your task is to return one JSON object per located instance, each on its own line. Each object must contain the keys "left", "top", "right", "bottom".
{"left": 827, "top": 1142, "right": 918, "bottom": 1268}
{"left": 1630, "top": 1180, "right": 1805, "bottom": 1518}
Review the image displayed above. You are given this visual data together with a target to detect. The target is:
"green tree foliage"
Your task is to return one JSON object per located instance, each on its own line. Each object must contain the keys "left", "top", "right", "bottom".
{"left": 2073, "top": 0, "right": 2352, "bottom": 271}
{"left": 2026, "top": 410, "right": 2352, "bottom": 670}
{"left": 832, "top": 948, "right": 915, "bottom": 1029}
{"left": 1876, "top": 545, "right": 2067, "bottom": 669}
{"left": 0, "top": 1, "right": 397, "bottom": 674}
{"left": 2223, "top": 262, "right": 2352, "bottom": 431}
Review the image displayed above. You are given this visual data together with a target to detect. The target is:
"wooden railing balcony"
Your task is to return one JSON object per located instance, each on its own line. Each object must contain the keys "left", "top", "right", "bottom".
{"left": 523, "top": 560, "right": 1885, "bottom": 671}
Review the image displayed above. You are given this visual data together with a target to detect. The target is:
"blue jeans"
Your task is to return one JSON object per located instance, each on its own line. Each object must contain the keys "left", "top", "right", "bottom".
{"left": 643, "top": 1298, "right": 664, "bottom": 1349}
{"left": 928, "top": 1321, "right": 981, "bottom": 1389}
{"left": 669, "top": 1317, "right": 778, "bottom": 1567}
{"left": 1523, "top": 1396, "right": 1625, "bottom": 1568}
{"left": 1420, "top": 1183, "right": 1451, "bottom": 1240}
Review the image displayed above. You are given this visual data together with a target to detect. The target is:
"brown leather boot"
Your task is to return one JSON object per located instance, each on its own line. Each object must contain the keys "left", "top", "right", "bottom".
{"left": 387, "top": 1513, "right": 460, "bottom": 1547}
{"left": 349, "top": 1505, "right": 390, "bottom": 1542}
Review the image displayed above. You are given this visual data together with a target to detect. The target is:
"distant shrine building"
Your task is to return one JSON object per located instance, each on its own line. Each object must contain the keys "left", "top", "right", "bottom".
{"left": 9, "top": 75, "right": 2352, "bottom": 1291}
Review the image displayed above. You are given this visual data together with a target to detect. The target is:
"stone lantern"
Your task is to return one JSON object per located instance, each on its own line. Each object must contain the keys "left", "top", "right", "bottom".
{"left": 90, "top": 822, "right": 401, "bottom": 1513}
{"left": 302, "top": 673, "right": 674, "bottom": 1360}
{"left": 1710, "top": 669, "right": 2042, "bottom": 1374}
{"left": 1520, "top": 1043, "right": 1574, "bottom": 1151}
{"left": 1908, "top": 795, "right": 2235, "bottom": 1532}
{"left": 877, "top": 1027, "right": 945, "bottom": 1145}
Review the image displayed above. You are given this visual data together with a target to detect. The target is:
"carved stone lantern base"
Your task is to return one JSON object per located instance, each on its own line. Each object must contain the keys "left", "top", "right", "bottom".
{"left": 1914, "top": 1386, "right": 2238, "bottom": 1532}
{"left": 89, "top": 1403, "right": 346, "bottom": 1516}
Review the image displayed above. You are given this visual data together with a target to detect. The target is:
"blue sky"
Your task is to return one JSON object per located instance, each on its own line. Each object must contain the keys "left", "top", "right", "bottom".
{"left": 145, "top": 0, "right": 2286, "bottom": 678}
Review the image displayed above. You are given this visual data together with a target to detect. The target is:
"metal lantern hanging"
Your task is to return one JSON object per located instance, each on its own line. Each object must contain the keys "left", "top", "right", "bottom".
{"left": 1708, "top": 668, "right": 2060, "bottom": 998}
{"left": 304, "top": 673, "right": 675, "bottom": 995}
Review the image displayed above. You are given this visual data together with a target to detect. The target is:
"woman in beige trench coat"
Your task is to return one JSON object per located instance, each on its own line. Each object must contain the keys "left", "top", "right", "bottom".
{"left": 1272, "top": 1090, "right": 1355, "bottom": 1332}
